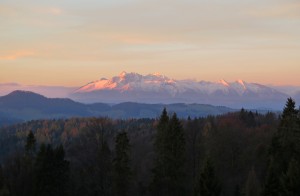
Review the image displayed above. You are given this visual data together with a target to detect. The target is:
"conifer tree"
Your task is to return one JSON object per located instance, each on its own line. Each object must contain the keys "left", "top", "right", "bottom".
{"left": 113, "top": 132, "right": 131, "bottom": 196}
{"left": 166, "top": 113, "right": 186, "bottom": 196}
{"left": 196, "top": 158, "right": 221, "bottom": 196}
{"left": 34, "top": 144, "right": 69, "bottom": 196}
{"left": 150, "top": 108, "right": 169, "bottom": 195}
{"left": 53, "top": 145, "right": 70, "bottom": 196}
{"left": 97, "top": 140, "right": 112, "bottom": 196}
{"left": 262, "top": 159, "right": 281, "bottom": 196}
{"left": 275, "top": 98, "right": 300, "bottom": 171}
{"left": 280, "top": 159, "right": 300, "bottom": 196}
{"left": 262, "top": 98, "right": 300, "bottom": 196}
{"left": 25, "top": 131, "right": 36, "bottom": 156}
{"left": 22, "top": 131, "right": 37, "bottom": 196}
{"left": 151, "top": 110, "right": 186, "bottom": 196}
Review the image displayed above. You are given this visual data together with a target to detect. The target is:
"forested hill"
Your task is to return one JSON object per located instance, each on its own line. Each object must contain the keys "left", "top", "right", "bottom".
{"left": 0, "top": 90, "right": 235, "bottom": 126}
{"left": 0, "top": 106, "right": 285, "bottom": 196}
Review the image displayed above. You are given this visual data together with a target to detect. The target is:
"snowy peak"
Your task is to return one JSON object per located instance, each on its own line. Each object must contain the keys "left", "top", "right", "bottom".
{"left": 75, "top": 72, "right": 175, "bottom": 93}
{"left": 71, "top": 72, "right": 289, "bottom": 109}
{"left": 74, "top": 72, "right": 277, "bottom": 95}
{"left": 119, "top": 71, "right": 127, "bottom": 78}
{"left": 219, "top": 79, "right": 229, "bottom": 87}
{"left": 237, "top": 79, "right": 246, "bottom": 90}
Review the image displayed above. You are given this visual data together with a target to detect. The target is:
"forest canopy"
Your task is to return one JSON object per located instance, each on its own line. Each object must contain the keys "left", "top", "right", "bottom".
{"left": 0, "top": 98, "right": 299, "bottom": 196}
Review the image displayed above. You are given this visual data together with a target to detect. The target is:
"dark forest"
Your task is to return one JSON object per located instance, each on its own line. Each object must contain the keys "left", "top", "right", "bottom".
{"left": 0, "top": 98, "right": 299, "bottom": 196}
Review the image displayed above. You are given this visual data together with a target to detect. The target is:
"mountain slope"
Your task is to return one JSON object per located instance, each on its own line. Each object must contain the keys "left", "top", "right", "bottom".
{"left": 71, "top": 72, "right": 289, "bottom": 109}
{"left": 0, "top": 91, "right": 93, "bottom": 121}
{"left": 0, "top": 91, "right": 235, "bottom": 126}
{"left": 0, "top": 83, "right": 75, "bottom": 97}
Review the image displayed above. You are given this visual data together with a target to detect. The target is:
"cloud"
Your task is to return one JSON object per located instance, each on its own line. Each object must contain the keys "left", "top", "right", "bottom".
{"left": 0, "top": 51, "right": 35, "bottom": 60}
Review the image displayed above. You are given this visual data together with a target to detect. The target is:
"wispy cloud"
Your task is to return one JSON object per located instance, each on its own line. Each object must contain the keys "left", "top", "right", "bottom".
{"left": 0, "top": 51, "right": 35, "bottom": 60}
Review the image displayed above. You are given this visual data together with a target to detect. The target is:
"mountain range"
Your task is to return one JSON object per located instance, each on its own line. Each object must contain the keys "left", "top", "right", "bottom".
{"left": 1, "top": 72, "right": 299, "bottom": 112}
{"left": 0, "top": 91, "right": 235, "bottom": 127}
{"left": 71, "top": 71, "right": 295, "bottom": 109}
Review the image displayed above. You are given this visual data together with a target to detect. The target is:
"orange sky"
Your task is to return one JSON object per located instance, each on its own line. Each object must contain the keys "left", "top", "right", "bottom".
{"left": 1, "top": 0, "right": 300, "bottom": 86}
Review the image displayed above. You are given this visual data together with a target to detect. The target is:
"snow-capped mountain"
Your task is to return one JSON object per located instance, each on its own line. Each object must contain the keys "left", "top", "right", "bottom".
{"left": 71, "top": 71, "right": 290, "bottom": 109}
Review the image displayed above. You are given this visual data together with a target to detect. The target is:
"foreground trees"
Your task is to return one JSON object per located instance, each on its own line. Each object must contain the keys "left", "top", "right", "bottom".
{"left": 113, "top": 132, "right": 132, "bottom": 196}
{"left": 262, "top": 98, "right": 300, "bottom": 196}
{"left": 196, "top": 158, "right": 221, "bottom": 196}
{"left": 151, "top": 109, "right": 186, "bottom": 196}
{"left": 35, "top": 144, "right": 69, "bottom": 196}
{"left": 0, "top": 98, "right": 298, "bottom": 195}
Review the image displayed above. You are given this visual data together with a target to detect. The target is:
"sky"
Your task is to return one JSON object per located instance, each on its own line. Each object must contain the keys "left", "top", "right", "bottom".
{"left": 1, "top": 0, "right": 300, "bottom": 87}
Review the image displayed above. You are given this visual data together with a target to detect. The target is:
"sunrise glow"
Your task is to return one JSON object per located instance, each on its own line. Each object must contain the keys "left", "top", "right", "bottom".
{"left": 1, "top": 0, "right": 300, "bottom": 86}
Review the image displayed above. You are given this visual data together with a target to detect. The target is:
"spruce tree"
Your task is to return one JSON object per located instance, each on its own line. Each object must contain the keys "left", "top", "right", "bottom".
{"left": 97, "top": 141, "right": 112, "bottom": 196}
{"left": 151, "top": 110, "right": 186, "bottom": 196}
{"left": 280, "top": 159, "right": 300, "bottom": 196}
{"left": 150, "top": 108, "right": 169, "bottom": 195}
{"left": 262, "top": 159, "right": 281, "bottom": 196}
{"left": 34, "top": 144, "right": 69, "bottom": 196}
{"left": 25, "top": 131, "right": 36, "bottom": 156}
{"left": 21, "top": 131, "right": 37, "bottom": 196}
{"left": 166, "top": 113, "right": 186, "bottom": 196}
{"left": 262, "top": 98, "right": 300, "bottom": 196}
{"left": 196, "top": 158, "right": 221, "bottom": 196}
{"left": 276, "top": 98, "right": 300, "bottom": 171}
{"left": 113, "top": 132, "right": 131, "bottom": 196}
{"left": 53, "top": 145, "right": 70, "bottom": 196}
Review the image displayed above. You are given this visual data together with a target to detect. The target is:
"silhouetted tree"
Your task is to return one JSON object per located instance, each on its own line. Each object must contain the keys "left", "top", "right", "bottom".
{"left": 150, "top": 108, "right": 169, "bottom": 195}
{"left": 151, "top": 110, "right": 186, "bottom": 196}
{"left": 97, "top": 141, "right": 112, "bottom": 196}
{"left": 25, "top": 131, "right": 36, "bottom": 156}
{"left": 262, "top": 159, "right": 281, "bottom": 196}
{"left": 34, "top": 144, "right": 69, "bottom": 196}
{"left": 280, "top": 159, "right": 300, "bottom": 196}
{"left": 113, "top": 132, "right": 131, "bottom": 196}
{"left": 263, "top": 98, "right": 300, "bottom": 196}
{"left": 196, "top": 158, "right": 221, "bottom": 196}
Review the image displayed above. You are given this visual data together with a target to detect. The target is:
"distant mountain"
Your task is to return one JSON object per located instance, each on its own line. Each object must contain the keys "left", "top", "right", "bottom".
{"left": 0, "top": 83, "right": 75, "bottom": 98}
{"left": 71, "top": 71, "right": 289, "bottom": 109}
{"left": 0, "top": 91, "right": 92, "bottom": 121}
{"left": 0, "top": 91, "right": 235, "bottom": 126}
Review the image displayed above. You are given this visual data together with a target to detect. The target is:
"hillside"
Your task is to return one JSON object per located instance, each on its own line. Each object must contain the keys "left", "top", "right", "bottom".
{"left": 0, "top": 91, "right": 235, "bottom": 126}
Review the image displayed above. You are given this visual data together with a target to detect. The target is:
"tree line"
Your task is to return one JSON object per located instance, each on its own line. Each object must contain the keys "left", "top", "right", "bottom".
{"left": 0, "top": 98, "right": 299, "bottom": 195}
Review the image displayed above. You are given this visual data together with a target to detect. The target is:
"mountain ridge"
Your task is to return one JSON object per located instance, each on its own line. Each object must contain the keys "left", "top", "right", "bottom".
{"left": 71, "top": 71, "right": 290, "bottom": 109}
{"left": 0, "top": 90, "right": 236, "bottom": 126}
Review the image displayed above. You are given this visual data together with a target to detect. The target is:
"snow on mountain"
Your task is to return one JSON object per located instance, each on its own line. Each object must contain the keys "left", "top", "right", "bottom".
{"left": 71, "top": 71, "right": 290, "bottom": 109}
{"left": 75, "top": 71, "right": 177, "bottom": 94}
{"left": 75, "top": 71, "right": 278, "bottom": 96}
